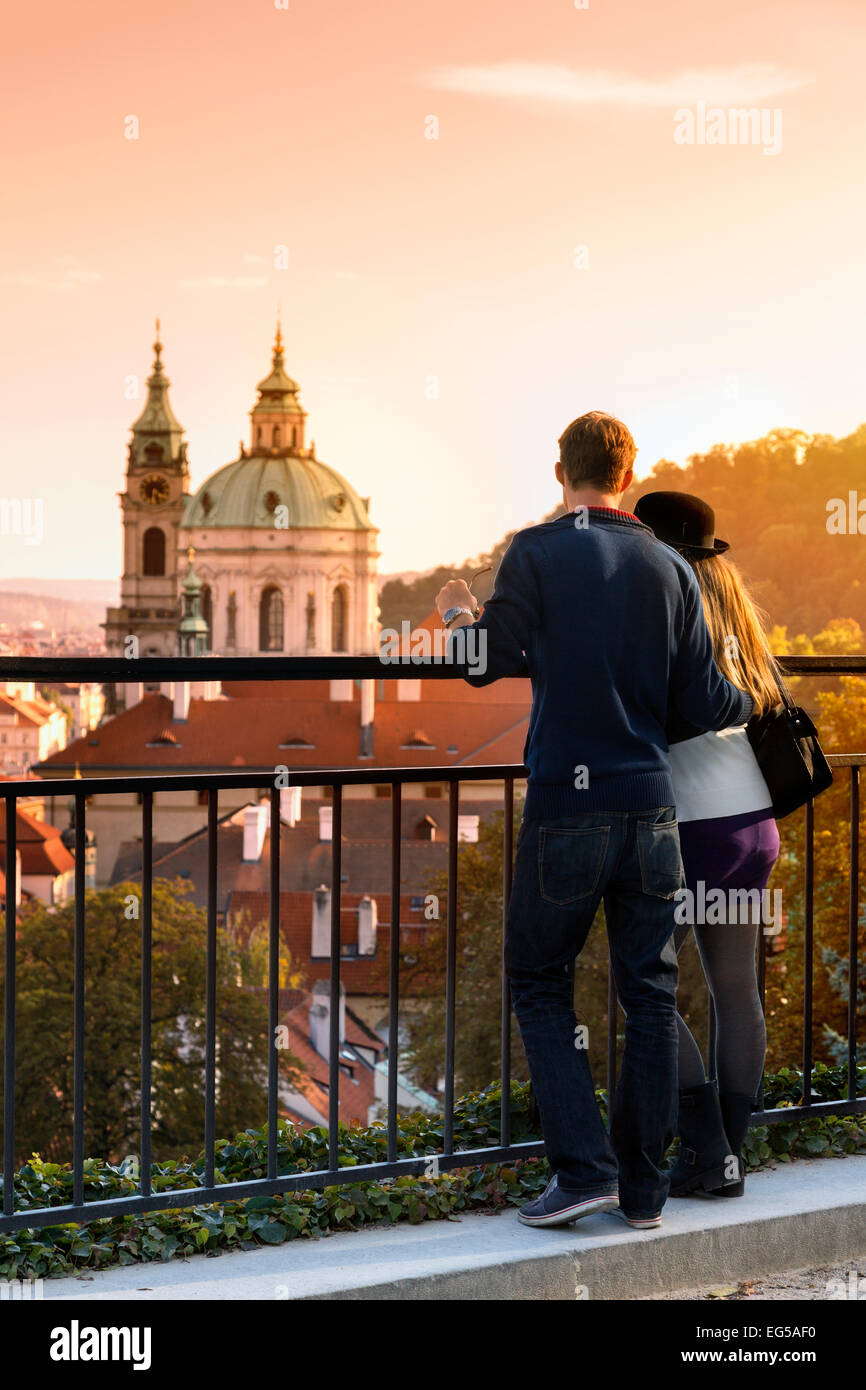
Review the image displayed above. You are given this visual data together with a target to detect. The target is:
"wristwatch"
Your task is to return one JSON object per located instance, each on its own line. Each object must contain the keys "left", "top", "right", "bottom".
{"left": 442, "top": 604, "right": 479, "bottom": 627}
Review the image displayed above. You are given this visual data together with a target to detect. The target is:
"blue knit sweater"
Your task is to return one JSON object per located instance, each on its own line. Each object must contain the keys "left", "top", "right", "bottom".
{"left": 447, "top": 508, "right": 752, "bottom": 817}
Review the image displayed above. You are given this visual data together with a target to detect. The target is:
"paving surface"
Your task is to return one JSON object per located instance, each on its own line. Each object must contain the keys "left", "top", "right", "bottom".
{"left": 652, "top": 1260, "right": 866, "bottom": 1300}
{"left": 38, "top": 1153, "right": 866, "bottom": 1301}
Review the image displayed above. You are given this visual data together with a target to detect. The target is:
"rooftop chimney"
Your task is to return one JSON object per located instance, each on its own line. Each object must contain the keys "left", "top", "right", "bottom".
{"left": 359, "top": 678, "right": 375, "bottom": 757}
{"left": 309, "top": 978, "right": 345, "bottom": 1060}
{"left": 242, "top": 801, "right": 269, "bottom": 862}
{"left": 280, "top": 784, "right": 302, "bottom": 826}
{"left": 173, "top": 681, "right": 191, "bottom": 722}
{"left": 124, "top": 682, "right": 144, "bottom": 711}
{"left": 312, "top": 884, "right": 331, "bottom": 956}
{"left": 357, "top": 895, "right": 378, "bottom": 955}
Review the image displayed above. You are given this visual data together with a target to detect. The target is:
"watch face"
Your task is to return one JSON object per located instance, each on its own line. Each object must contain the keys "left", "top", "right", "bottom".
{"left": 140, "top": 474, "right": 170, "bottom": 505}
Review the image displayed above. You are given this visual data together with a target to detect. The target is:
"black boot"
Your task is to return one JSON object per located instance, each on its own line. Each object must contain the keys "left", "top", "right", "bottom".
{"left": 708, "top": 1093, "right": 754, "bottom": 1198}
{"left": 667, "top": 1081, "right": 739, "bottom": 1196}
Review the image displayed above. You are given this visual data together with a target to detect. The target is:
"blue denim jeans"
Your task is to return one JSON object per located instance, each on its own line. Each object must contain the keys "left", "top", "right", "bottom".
{"left": 505, "top": 806, "right": 682, "bottom": 1217}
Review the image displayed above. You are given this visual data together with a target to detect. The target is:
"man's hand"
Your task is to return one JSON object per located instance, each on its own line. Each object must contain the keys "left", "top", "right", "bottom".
{"left": 435, "top": 577, "right": 476, "bottom": 621}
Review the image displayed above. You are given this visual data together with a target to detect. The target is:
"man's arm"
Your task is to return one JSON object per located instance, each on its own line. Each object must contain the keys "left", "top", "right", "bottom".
{"left": 670, "top": 570, "right": 754, "bottom": 732}
{"left": 436, "top": 533, "right": 541, "bottom": 687}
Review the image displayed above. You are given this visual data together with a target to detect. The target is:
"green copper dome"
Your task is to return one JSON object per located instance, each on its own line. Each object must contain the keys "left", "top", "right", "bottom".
{"left": 182, "top": 454, "right": 374, "bottom": 531}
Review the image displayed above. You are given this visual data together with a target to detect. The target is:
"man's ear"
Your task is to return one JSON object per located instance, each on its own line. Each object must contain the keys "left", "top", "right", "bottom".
{"left": 554, "top": 460, "right": 564, "bottom": 485}
{"left": 619, "top": 467, "right": 634, "bottom": 495}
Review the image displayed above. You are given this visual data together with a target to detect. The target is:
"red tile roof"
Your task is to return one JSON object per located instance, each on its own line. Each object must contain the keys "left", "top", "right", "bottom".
{"left": 277, "top": 986, "right": 385, "bottom": 1128}
{"left": 36, "top": 609, "right": 530, "bottom": 775}
{"left": 37, "top": 690, "right": 529, "bottom": 773}
{"left": 0, "top": 802, "right": 74, "bottom": 877}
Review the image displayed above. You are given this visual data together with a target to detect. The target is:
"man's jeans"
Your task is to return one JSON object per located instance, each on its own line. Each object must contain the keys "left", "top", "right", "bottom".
{"left": 506, "top": 806, "right": 681, "bottom": 1217}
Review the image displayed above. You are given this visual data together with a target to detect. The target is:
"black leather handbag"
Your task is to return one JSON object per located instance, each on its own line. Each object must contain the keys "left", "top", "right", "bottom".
{"left": 746, "top": 677, "right": 833, "bottom": 820}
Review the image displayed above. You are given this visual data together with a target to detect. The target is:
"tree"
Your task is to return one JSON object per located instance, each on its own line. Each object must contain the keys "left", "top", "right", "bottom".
{"left": 1, "top": 879, "right": 305, "bottom": 1167}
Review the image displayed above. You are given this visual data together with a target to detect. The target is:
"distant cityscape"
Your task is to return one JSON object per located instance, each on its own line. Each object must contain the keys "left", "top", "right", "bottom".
{"left": 0, "top": 329, "right": 526, "bottom": 1132}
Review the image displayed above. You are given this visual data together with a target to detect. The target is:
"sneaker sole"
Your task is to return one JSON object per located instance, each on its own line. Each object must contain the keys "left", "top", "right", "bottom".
{"left": 517, "top": 1193, "right": 619, "bottom": 1228}
{"left": 614, "top": 1209, "right": 662, "bottom": 1229}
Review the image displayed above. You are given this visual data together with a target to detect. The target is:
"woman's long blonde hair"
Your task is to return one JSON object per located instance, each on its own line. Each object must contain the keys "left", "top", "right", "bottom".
{"left": 684, "top": 552, "right": 780, "bottom": 716}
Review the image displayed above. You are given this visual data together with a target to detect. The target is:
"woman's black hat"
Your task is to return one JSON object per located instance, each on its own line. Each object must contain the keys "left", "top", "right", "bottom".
{"left": 633, "top": 491, "right": 730, "bottom": 557}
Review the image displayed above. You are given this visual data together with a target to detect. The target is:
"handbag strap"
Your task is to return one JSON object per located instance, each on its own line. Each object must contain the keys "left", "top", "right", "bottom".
{"left": 771, "top": 660, "right": 798, "bottom": 713}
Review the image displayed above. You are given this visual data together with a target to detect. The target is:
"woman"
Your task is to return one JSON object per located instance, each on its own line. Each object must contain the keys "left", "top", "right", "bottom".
{"left": 633, "top": 491, "right": 781, "bottom": 1198}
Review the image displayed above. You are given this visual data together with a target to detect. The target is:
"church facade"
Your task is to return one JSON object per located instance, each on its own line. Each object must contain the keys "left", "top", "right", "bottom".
{"left": 103, "top": 324, "right": 381, "bottom": 660}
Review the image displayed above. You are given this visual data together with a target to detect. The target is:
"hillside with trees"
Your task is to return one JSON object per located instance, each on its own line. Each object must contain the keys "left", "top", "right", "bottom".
{"left": 379, "top": 424, "right": 866, "bottom": 643}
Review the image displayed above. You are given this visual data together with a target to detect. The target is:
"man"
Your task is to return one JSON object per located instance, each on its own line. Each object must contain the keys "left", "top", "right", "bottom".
{"left": 435, "top": 412, "right": 752, "bottom": 1228}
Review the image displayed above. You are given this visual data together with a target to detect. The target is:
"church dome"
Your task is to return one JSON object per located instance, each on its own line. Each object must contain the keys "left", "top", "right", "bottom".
{"left": 182, "top": 323, "right": 375, "bottom": 534}
{"left": 182, "top": 453, "right": 374, "bottom": 531}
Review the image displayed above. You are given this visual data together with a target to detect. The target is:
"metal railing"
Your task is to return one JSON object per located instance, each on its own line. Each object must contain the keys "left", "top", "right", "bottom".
{"left": 0, "top": 653, "right": 863, "bottom": 1233}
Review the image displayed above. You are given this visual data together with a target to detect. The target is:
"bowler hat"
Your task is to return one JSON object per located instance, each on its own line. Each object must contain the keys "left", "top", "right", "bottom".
{"left": 634, "top": 491, "right": 730, "bottom": 557}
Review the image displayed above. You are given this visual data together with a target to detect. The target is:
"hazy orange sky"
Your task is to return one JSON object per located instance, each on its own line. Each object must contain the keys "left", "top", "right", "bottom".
{"left": 2, "top": 0, "right": 864, "bottom": 581}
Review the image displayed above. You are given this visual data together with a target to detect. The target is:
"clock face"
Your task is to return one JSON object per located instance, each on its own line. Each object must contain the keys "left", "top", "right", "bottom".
{"left": 140, "top": 474, "right": 170, "bottom": 505}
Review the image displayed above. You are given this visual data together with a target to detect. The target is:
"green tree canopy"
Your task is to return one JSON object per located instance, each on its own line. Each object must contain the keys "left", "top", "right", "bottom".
{"left": 1, "top": 879, "right": 305, "bottom": 1167}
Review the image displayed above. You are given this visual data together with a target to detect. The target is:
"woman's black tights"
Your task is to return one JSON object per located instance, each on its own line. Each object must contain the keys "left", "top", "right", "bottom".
{"left": 673, "top": 920, "right": 766, "bottom": 1097}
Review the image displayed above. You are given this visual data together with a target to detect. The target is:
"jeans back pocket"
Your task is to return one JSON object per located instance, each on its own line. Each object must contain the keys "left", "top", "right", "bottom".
{"left": 636, "top": 817, "right": 683, "bottom": 900}
{"left": 538, "top": 825, "right": 610, "bottom": 907}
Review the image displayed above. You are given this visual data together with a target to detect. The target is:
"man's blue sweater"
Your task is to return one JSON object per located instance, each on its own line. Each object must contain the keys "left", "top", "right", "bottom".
{"left": 447, "top": 508, "right": 752, "bottom": 818}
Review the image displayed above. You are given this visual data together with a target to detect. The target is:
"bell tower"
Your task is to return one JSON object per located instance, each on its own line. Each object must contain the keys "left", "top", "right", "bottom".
{"left": 104, "top": 323, "right": 191, "bottom": 658}
{"left": 249, "top": 317, "right": 308, "bottom": 456}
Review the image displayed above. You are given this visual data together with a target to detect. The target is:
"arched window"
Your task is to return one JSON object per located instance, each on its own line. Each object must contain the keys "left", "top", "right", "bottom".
{"left": 273, "top": 426, "right": 281, "bottom": 447}
{"left": 201, "top": 584, "right": 213, "bottom": 648}
{"left": 291, "top": 426, "right": 297, "bottom": 447}
{"left": 259, "top": 586, "right": 284, "bottom": 652}
{"left": 256, "top": 426, "right": 263, "bottom": 446}
{"left": 142, "top": 527, "right": 165, "bottom": 576}
{"left": 331, "top": 584, "right": 348, "bottom": 652}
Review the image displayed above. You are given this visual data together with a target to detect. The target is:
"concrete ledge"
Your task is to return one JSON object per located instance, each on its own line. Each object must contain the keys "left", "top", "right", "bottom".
{"left": 42, "top": 1154, "right": 866, "bottom": 1301}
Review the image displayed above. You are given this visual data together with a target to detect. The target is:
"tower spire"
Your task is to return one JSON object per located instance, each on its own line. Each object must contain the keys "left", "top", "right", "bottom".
{"left": 273, "top": 311, "right": 284, "bottom": 368}
{"left": 250, "top": 321, "right": 305, "bottom": 452}
{"left": 129, "top": 321, "right": 187, "bottom": 466}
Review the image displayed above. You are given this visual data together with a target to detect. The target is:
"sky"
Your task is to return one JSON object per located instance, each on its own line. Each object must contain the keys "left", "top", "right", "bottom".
{"left": 1, "top": 0, "right": 864, "bottom": 581}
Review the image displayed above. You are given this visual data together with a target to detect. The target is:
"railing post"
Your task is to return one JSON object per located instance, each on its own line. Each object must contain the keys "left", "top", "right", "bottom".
{"left": 443, "top": 782, "right": 459, "bottom": 1154}
{"left": 500, "top": 778, "right": 514, "bottom": 1148}
{"left": 3, "top": 796, "right": 17, "bottom": 1216}
{"left": 328, "top": 785, "right": 343, "bottom": 1172}
{"left": 803, "top": 799, "right": 815, "bottom": 1107}
{"left": 140, "top": 790, "right": 153, "bottom": 1198}
{"left": 267, "top": 785, "right": 280, "bottom": 1181}
{"left": 72, "top": 793, "right": 86, "bottom": 1208}
{"left": 387, "top": 783, "right": 402, "bottom": 1165}
{"left": 204, "top": 790, "right": 218, "bottom": 1188}
{"left": 848, "top": 768, "right": 860, "bottom": 1100}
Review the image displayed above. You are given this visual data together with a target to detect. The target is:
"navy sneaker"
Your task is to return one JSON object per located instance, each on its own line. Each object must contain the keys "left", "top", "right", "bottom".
{"left": 517, "top": 1176, "right": 619, "bottom": 1228}
{"left": 613, "top": 1207, "right": 662, "bottom": 1230}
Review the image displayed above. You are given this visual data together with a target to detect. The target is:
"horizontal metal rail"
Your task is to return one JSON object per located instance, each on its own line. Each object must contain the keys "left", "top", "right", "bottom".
{"left": 0, "top": 653, "right": 864, "bottom": 683}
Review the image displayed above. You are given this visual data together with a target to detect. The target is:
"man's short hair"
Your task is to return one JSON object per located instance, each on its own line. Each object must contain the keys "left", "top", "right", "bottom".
{"left": 558, "top": 412, "right": 636, "bottom": 493}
